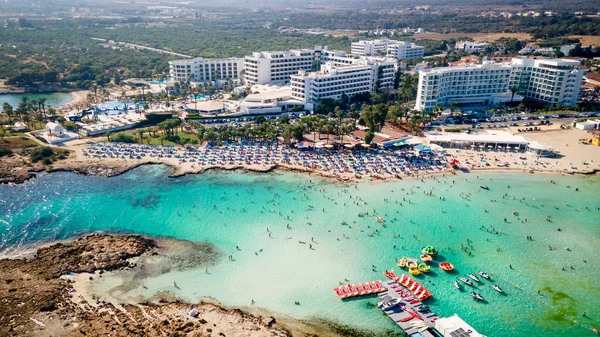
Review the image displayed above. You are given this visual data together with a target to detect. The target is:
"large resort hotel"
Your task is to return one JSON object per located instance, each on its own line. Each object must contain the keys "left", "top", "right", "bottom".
{"left": 415, "top": 58, "right": 586, "bottom": 111}
{"left": 169, "top": 57, "right": 244, "bottom": 83}
{"left": 291, "top": 60, "right": 395, "bottom": 107}
{"left": 351, "top": 39, "right": 425, "bottom": 60}
{"left": 244, "top": 49, "right": 315, "bottom": 85}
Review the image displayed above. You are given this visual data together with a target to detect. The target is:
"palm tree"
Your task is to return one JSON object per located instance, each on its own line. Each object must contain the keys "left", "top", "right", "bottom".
{"left": 35, "top": 113, "right": 44, "bottom": 129}
{"left": 37, "top": 97, "right": 47, "bottom": 119}
{"left": 2, "top": 103, "right": 14, "bottom": 124}
{"left": 90, "top": 85, "right": 99, "bottom": 103}
{"left": 137, "top": 129, "right": 145, "bottom": 143}
{"left": 509, "top": 87, "right": 518, "bottom": 110}
{"left": 22, "top": 115, "right": 31, "bottom": 130}
{"left": 335, "top": 106, "right": 345, "bottom": 148}
{"left": 141, "top": 84, "right": 149, "bottom": 101}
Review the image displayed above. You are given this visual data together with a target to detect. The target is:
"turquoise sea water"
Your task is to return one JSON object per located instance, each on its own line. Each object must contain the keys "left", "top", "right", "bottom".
{"left": 0, "top": 92, "right": 74, "bottom": 108}
{"left": 0, "top": 166, "right": 598, "bottom": 336}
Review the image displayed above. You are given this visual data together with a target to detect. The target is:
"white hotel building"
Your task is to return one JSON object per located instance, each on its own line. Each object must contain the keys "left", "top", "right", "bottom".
{"left": 509, "top": 58, "right": 586, "bottom": 107}
{"left": 352, "top": 39, "right": 424, "bottom": 60}
{"left": 290, "top": 60, "right": 395, "bottom": 107}
{"left": 317, "top": 48, "right": 356, "bottom": 68}
{"left": 415, "top": 58, "right": 586, "bottom": 111}
{"left": 351, "top": 39, "right": 393, "bottom": 56}
{"left": 387, "top": 41, "right": 425, "bottom": 60}
{"left": 415, "top": 63, "right": 515, "bottom": 111}
{"left": 244, "top": 49, "right": 315, "bottom": 85}
{"left": 455, "top": 41, "right": 491, "bottom": 54}
{"left": 169, "top": 57, "right": 244, "bottom": 83}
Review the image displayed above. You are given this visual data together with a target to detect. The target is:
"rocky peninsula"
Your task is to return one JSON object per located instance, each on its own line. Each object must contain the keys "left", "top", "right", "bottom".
{"left": 0, "top": 234, "right": 399, "bottom": 337}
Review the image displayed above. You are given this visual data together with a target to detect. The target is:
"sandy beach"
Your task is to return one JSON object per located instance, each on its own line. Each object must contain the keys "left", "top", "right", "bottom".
{"left": 43, "top": 127, "right": 599, "bottom": 185}
{"left": 57, "top": 90, "right": 90, "bottom": 111}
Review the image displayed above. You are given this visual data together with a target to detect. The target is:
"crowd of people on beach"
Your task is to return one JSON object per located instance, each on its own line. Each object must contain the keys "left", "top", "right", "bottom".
{"left": 81, "top": 141, "right": 451, "bottom": 179}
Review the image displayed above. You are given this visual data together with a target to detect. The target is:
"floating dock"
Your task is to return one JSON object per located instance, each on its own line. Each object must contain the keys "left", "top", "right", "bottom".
{"left": 384, "top": 270, "right": 433, "bottom": 301}
{"left": 378, "top": 279, "right": 441, "bottom": 337}
{"left": 333, "top": 280, "right": 386, "bottom": 299}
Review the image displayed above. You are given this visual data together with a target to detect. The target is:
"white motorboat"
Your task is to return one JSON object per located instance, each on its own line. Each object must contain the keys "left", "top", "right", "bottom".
{"left": 492, "top": 284, "right": 504, "bottom": 293}
{"left": 460, "top": 277, "right": 473, "bottom": 286}
{"left": 381, "top": 298, "right": 402, "bottom": 311}
{"left": 478, "top": 271, "right": 490, "bottom": 280}
{"left": 468, "top": 273, "right": 480, "bottom": 282}
{"left": 470, "top": 292, "right": 485, "bottom": 301}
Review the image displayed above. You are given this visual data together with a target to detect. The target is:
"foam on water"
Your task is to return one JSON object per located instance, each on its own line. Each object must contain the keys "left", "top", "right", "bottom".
{"left": 0, "top": 166, "right": 598, "bottom": 336}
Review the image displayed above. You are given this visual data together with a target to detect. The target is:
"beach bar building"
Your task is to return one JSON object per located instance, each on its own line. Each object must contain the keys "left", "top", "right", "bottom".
{"left": 351, "top": 128, "right": 411, "bottom": 149}
{"left": 427, "top": 131, "right": 529, "bottom": 151}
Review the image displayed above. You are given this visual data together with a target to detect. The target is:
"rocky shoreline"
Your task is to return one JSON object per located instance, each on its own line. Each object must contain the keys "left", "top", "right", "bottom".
{"left": 0, "top": 234, "right": 401, "bottom": 337}
{"left": 0, "top": 234, "right": 291, "bottom": 337}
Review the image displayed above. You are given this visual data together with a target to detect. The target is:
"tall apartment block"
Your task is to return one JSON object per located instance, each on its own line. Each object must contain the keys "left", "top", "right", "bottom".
{"left": 169, "top": 57, "right": 244, "bottom": 83}
{"left": 415, "top": 58, "right": 586, "bottom": 111}
{"left": 243, "top": 49, "right": 315, "bottom": 85}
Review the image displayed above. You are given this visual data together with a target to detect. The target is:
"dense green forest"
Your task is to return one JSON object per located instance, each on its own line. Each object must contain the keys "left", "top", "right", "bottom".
{"left": 275, "top": 12, "right": 600, "bottom": 38}
{"left": 0, "top": 21, "right": 350, "bottom": 88}
{"left": 1, "top": 7, "right": 600, "bottom": 90}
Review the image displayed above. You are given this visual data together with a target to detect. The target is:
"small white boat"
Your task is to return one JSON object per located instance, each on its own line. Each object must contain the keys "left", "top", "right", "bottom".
{"left": 453, "top": 280, "right": 461, "bottom": 289}
{"left": 460, "top": 277, "right": 473, "bottom": 286}
{"left": 381, "top": 298, "right": 402, "bottom": 311}
{"left": 492, "top": 284, "right": 503, "bottom": 293}
{"left": 470, "top": 292, "right": 485, "bottom": 301}
{"left": 468, "top": 273, "right": 480, "bottom": 282}
{"left": 478, "top": 271, "right": 490, "bottom": 280}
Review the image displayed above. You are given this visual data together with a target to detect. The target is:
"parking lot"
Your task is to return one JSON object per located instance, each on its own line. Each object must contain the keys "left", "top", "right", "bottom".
{"left": 431, "top": 112, "right": 600, "bottom": 130}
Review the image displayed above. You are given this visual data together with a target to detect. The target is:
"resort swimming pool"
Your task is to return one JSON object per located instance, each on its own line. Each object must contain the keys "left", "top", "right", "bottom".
{"left": 97, "top": 101, "right": 137, "bottom": 110}
{"left": 190, "top": 94, "right": 209, "bottom": 100}
{"left": 95, "top": 102, "right": 139, "bottom": 115}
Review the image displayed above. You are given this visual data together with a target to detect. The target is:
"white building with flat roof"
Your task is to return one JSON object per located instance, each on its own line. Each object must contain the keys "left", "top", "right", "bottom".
{"left": 415, "top": 62, "right": 517, "bottom": 111}
{"left": 387, "top": 41, "right": 425, "bottom": 60}
{"left": 318, "top": 48, "right": 357, "bottom": 68}
{"left": 244, "top": 49, "right": 315, "bottom": 85}
{"left": 169, "top": 57, "right": 244, "bottom": 83}
{"left": 416, "top": 58, "right": 586, "bottom": 111}
{"left": 455, "top": 41, "right": 491, "bottom": 53}
{"left": 510, "top": 58, "right": 586, "bottom": 107}
{"left": 290, "top": 60, "right": 395, "bottom": 106}
{"left": 239, "top": 86, "right": 305, "bottom": 114}
{"left": 351, "top": 39, "right": 393, "bottom": 56}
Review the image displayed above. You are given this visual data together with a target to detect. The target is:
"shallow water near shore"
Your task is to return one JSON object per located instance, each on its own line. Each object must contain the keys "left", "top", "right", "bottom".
{"left": 0, "top": 92, "right": 74, "bottom": 108}
{"left": 0, "top": 166, "right": 599, "bottom": 336}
